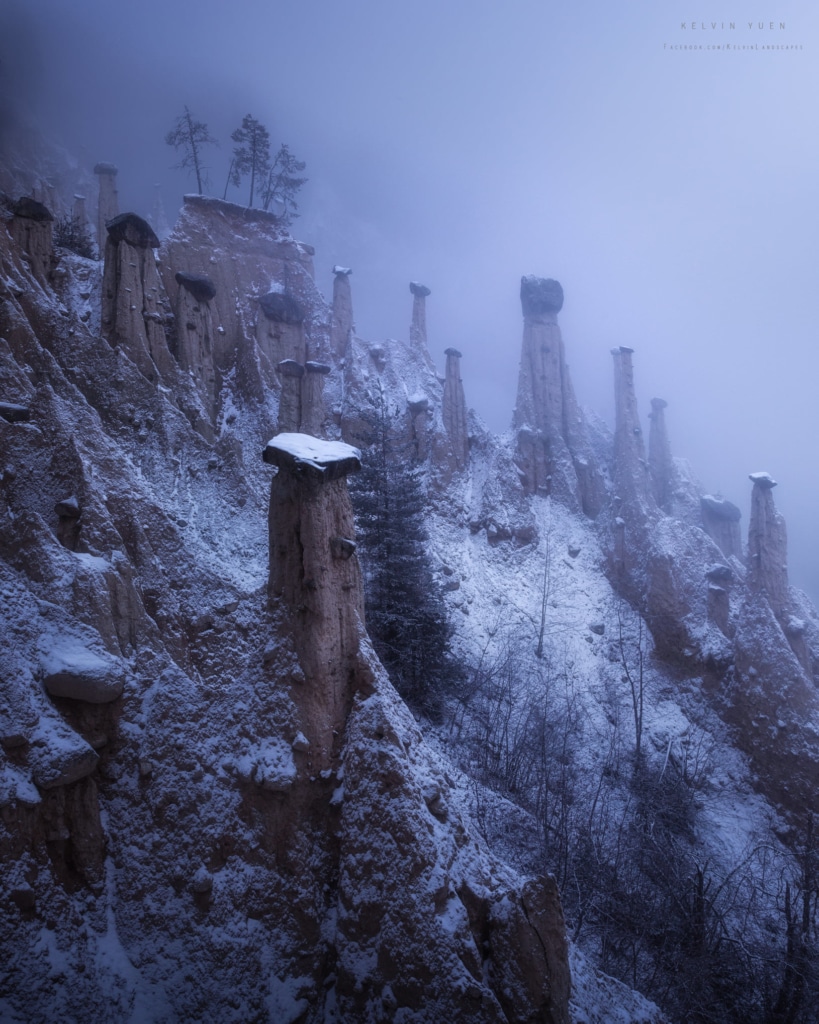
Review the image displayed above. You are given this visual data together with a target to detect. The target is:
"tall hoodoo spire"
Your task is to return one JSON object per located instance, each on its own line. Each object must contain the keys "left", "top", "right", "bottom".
{"left": 442, "top": 347, "right": 469, "bottom": 469}
{"left": 611, "top": 346, "right": 652, "bottom": 511}
{"left": 94, "top": 162, "right": 119, "bottom": 256}
{"left": 264, "top": 433, "right": 364, "bottom": 768}
{"left": 174, "top": 271, "right": 217, "bottom": 420}
{"left": 330, "top": 266, "right": 354, "bottom": 359}
{"left": 409, "top": 281, "right": 431, "bottom": 351}
{"left": 513, "top": 277, "right": 602, "bottom": 513}
{"left": 9, "top": 197, "right": 53, "bottom": 288}
{"left": 747, "top": 472, "right": 789, "bottom": 620}
{"left": 101, "top": 212, "right": 171, "bottom": 381}
{"left": 648, "top": 397, "right": 673, "bottom": 510}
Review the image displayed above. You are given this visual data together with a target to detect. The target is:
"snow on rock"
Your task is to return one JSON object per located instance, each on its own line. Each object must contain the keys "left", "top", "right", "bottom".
{"left": 28, "top": 719, "right": 98, "bottom": 789}
{"left": 249, "top": 737, "right": 297, "bottom": 792}
{"left": 263, "top": 432, "right": 361, "bottom": 478}
{"left": 40, "top": 639, "right": 125, "bottom": 703}
{"left": 570, "top": 946, "right": 668, "bottom": 1023}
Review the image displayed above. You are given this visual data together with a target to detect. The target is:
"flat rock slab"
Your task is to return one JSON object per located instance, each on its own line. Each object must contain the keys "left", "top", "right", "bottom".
{"left": 175, "top": 271, "right": 216, "bottom": 302}
{"left": 41, "top": 642, "right": 125, "bottom": 703}
{"left": 0, "top": 402, "right": 30, "bottom": 423}
{"left": 749, "top": 472, "right": 777, "bottom": 489}
{"left": 701, "top": 495, "right": 742, "bottom": 521}
{"left": 263, "top": 432, "right": 361, "bottom": 481}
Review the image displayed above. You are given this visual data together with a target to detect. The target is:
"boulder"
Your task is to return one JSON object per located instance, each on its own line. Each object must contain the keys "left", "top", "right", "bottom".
{"left": 105, "top": 213, "right": 159, "bottom": 249}
{"left": 0, "top": 402, "right": 30, "bottom": 423}
{"left": 520, "top": 275, "right": 563, "bottom": 317}
{"left": 13, "top": 197, "right": 53, "bottom": 222}
{"left": 259, "top": 291, "right": 304, "bottom": 324}
{"left": 40, "top": 642, "right": 125, "bottom": 703}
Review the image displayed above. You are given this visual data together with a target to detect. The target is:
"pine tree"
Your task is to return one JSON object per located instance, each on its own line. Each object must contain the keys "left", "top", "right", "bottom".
{"left": 261, "top": 143, "right": 307, "bottom": 225}
{"left": 351, "top": 387, "right": 458, "bottom": 718}
{"left": 230, "top": 114, "right": 271, "bottom": 207}
{"left": 165, "top": 106, "right": 217, "bottom": 195}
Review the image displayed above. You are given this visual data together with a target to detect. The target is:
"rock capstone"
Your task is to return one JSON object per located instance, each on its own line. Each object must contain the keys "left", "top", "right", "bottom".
{"left": 520, "top": 275, "right": 564, "bottom": 317}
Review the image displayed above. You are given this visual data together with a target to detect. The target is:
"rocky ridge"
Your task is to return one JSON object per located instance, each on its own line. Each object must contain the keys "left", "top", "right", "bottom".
{"left": 1, "top": 149, "right": 818, "bottom": 1023}
{"left": 0, "top": 175, "right": 578, "bottom": 1023}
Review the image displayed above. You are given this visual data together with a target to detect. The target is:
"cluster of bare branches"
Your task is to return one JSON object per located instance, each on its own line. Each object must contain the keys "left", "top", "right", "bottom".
{"left": 447, "top": 600, "right": 819, "bottom": 1024}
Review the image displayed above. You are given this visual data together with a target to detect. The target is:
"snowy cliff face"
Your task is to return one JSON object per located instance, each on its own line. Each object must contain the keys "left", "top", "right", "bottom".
{"left": 0, "top": 180, "right": 578, "bottom": 1023}
{"left": 3, "top": 139, "right": 819, "bottom": 1024}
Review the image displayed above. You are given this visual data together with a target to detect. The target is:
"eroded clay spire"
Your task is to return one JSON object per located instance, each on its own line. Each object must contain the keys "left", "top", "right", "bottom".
{"left": 611, "top": 346, "right": 652, "bottom": 510}
{"left": 442, "top": 347, "right": 468, "bottom": 469}
{"left": 747, "top": 472, "right": 789, "bottom": 619}
{"left": 409, "top": 281, "right": 431, "bottom": 351}
{"left": 94, "top": 162, "right": 119, "bottom": 256}
{"left": 264, "top": 433, "right": 364, "bottom": 768}
{"left": 648, "top": 397, "right": 673, "bottom": 510}
{"left": 101, "top": 213, "right": 171, "bottom": 381}
{"left": 331, "top": 266, "right": 354, "bottom": 359}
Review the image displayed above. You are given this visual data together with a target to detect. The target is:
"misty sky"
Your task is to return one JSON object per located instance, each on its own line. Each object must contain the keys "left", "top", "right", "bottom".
{"left": 4, "top": 0, "right": 819, "bottom": 600}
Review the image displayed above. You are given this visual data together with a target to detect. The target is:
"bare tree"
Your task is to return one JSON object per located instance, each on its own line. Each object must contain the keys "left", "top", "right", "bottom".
{"left": 165, "top": 106, "right": 217, "bottom": 195}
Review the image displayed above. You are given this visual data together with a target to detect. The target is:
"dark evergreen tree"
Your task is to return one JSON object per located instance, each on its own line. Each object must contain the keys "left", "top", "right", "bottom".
{"left": 230, "top": 114, "right": 271, "bottom": 207}
{"left": 261, "top": 143, "right": 307, "bottom": 224}
{"left": 351, "top": 386, "right": 458, "bottom": 719}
